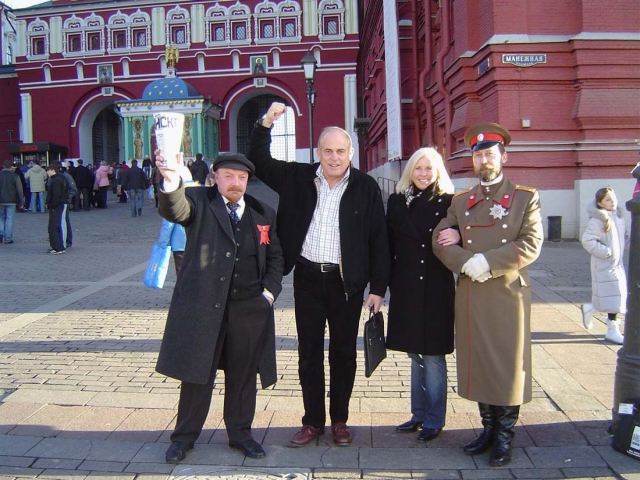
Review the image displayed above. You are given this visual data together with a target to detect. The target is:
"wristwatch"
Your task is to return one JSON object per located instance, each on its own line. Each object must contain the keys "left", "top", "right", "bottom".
{"left": 254, "top": 115, "right": 272, "bottom": 129}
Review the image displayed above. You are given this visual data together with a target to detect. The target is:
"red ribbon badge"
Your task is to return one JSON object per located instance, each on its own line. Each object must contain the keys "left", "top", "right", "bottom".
{"left": 257, "top": 225, "right": 270, "bottom": 245}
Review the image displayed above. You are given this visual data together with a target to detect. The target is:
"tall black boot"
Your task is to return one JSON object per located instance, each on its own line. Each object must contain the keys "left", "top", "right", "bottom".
{"left": 463, "top": 403, "right": 495, "bottom": 455}
{"left": 489, "top": 405, "right": 520, "bottom": 466}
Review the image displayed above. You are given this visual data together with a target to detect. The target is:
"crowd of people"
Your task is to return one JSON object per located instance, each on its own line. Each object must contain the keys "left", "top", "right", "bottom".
{"left": 0, "top": 156, "right": 171, "bottom": 252}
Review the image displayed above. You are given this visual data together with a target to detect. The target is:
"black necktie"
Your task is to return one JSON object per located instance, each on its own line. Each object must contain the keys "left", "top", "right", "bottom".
{"left": 227, "top": 202, "right": 240, "bottom": 225}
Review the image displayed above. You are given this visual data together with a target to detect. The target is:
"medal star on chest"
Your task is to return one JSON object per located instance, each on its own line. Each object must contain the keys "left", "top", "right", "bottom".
{"left": 489, "top": 203, "right": 508, "bottom": 220}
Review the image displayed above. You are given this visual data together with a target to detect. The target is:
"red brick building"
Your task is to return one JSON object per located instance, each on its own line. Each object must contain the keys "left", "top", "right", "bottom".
{"left": 357, "top": 0, "right": 640, "bottom": 238}
{"left": 1, "top": 0, "right": 361, "bottom": 165}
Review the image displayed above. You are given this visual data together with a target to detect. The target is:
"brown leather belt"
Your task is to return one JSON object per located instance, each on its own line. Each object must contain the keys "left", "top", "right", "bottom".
{"left": 297, "top": 256, "right": 339, "bottom": 273}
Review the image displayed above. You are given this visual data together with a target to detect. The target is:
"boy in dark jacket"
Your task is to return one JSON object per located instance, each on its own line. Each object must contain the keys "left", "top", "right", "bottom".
{"left": 45, "top": 163, "right": 68, "bottom": 254}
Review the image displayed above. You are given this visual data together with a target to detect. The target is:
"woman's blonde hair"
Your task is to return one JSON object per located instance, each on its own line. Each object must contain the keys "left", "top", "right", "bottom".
{"left": 395, "top": 147, "right": 454, "bottom": 195}
{"left": 595, "top": 186, "right": 615, "bottom": 232}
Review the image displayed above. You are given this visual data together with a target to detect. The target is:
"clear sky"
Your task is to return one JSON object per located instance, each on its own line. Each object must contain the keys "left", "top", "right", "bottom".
{"left": 4, "top": 0, "right": 48, "bottom": 8}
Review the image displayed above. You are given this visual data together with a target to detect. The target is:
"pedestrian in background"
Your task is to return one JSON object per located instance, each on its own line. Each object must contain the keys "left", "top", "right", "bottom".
{"left": 433, "top": 122, "right": 543, "bottom": 467}
{"left": 123, "top": 159, "right": 148, "bottom": 217}
{"left": 189, "top": 152, "right": 209, "bottom": 185}
{"left": 386, "top": 148, "right": 459, "bottom": 443}
{"left": 59, "top": 163, "right": 76, "bottom": 248}
{"left": 205, "top": 163, "right": 216, "bottom": 186}
{"left": 116, "top": 161, "right": 129, "bottom": 203}
{"left": 25, "top": 159, "right": 47, "bottom": 213}
{"left": 21, "top": 161, "right": 31, "bottom": 210}
{"left": 580, "top": 187, "right": 627, "bottom": 345}
{"left": 0, "top": 159, "right": 24, "bottom": 244}
{"left": 45, "top": 163, "right": 68, "bottom": 254}
{"left": 94, "top": 161, "right": 113, "bottom": 209}
{"left": 12, "top": 163, "right": 27, "bottom": 209}
{"left": 74, "top": 159, "right": 93, "bottom": 211}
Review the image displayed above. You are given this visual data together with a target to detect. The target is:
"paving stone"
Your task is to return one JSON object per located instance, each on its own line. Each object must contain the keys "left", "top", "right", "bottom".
{"left": 77, "top": 460, "right": 127, "bottom": 472}
{"left": 0, "top": 456, "right": 35, "bottom": 468}
{"left": 0, "top": 435, "right": 43, "bottom": 456}
{"left": 525, "top": 446, "right": 607, "bottom": 468}
{"left": 561, "top": 466, "right": 617, "bottom": 478}
{"left": 359, "top": 447, "right": 475, "bottom": 470}
{"left": 25, "top": 438, "right": 92, "bottom": 460}
{"left": 511, "top": 468, "right": 564, "bottom": 478}
{"left": 84, "top": 440, "right": 145, "bottom": 462}
{"left": 32, "top": 458, "right": 83, "bottom": 470}
{"left": 460, "top": 469, "right": 513, "bottom": 479}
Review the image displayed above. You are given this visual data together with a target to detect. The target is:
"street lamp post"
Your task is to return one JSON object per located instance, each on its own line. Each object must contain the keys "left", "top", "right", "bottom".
{"left": 301, "top": 51, "right": 317, "bottom": 164}
{"left": 612, "top": 191, "right": 640, "bottom": 439}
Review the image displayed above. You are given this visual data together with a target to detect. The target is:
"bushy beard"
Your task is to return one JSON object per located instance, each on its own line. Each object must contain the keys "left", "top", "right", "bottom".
{"left": 476, "top": 165, "right": 501, "bottom": 182}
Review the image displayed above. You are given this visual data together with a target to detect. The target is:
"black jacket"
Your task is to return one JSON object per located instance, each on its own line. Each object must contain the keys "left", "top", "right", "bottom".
{"left": 123, "top": 165, "right": 148, "bottom": 190}
{"left": 156, "top": 184, "right": 284, "bottom": 386}
{"left": 386, "top": 189, "right": 455, "bottom": 355}
{"left": 247, "top": 124, "right": 389, "bottom": 298}
{"left": 74, "top": 165, "right": 93, "bottom": 189}
{"left": 189, "top": 159, "right": 209, "bottom": 184}
{"left": 46, "top": 174, "right": 68, "bottom": 209}
{"left": 0, "top": 169, "right": 24, "bottom": 205}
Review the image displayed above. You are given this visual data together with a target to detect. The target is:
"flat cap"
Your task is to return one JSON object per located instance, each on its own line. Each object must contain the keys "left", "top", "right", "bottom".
{"left": 212, "top": 153, "right": 255, "bottom": 177}
{"left": 464, "top": 123, "right": 511, "bottom": 151}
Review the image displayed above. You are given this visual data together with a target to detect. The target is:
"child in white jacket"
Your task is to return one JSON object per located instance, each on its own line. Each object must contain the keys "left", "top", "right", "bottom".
{"left": 581, "top": 187, "right": 627, "bottom": 344}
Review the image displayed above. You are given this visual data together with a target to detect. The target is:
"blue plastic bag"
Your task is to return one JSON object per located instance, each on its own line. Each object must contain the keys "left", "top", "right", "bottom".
{"left": 143, "top": 242, "right": 171, "bottom": 289}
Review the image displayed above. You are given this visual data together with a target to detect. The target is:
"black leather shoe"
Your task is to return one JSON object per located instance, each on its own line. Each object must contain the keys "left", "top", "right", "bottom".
{"left": 229, "top": 438, "right": 266, "bottom": 459}
{"left": 396, "top": 420, "right": 422, "bottom": 432}
{"left": 417, "top": 427, "right": 442, "bottom": 442}
{"left": 165, "top": 441, "right": 193, "bottom": 464}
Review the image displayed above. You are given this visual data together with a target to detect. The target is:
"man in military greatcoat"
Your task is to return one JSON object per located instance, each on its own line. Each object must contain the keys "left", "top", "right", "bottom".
{"left": 155, "top": 152, "right": 284, "bottom": 463}
{"left": 432, "top": 123, "right": 543, "bottom": 466}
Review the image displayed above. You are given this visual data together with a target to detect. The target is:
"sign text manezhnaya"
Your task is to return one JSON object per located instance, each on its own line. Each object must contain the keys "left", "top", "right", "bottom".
{"left": 502, "top": 54, "right": 547, "bottom": 67}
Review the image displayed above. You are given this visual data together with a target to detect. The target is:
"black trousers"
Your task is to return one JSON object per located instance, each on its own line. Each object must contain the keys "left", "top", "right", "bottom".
{"left": 170, "top": 295, "right": 271, "bottom": 444}
{"left": 293, "top": 261, "right": 365, "bottom": 428}
{"left": 47, "top": 204, "right": 66, "bottom": 251}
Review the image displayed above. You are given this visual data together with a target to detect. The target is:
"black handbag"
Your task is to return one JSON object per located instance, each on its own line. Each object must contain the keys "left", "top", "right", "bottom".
{"left": 364, "top": 307, "right": 387, "bottom": 377}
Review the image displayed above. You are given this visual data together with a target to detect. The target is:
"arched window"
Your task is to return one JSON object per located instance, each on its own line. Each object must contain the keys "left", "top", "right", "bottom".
{"left": 318, "top": 0, "right": 345, "bottom": 41}
{"left": 165, "top": 5, "right": 191, "bottom": 48}
{"left": 228, "top": 3, "right": 251, "bottom": 46}
{"left": 236, "top": 95, "right": 295, "bottom": 161}
{"left": 205, "top": 4, "right": 230, "bottom": 47}
{"left": 107, "top": 11, "right": 129, "bottom": 53}
{"left": 277, "top": 0, "right": 302, "bottom": 42}
{"left": 130, "top": 10, "right": 151, "bottom": 51}
{"left": 27, "top": 18, "right": 49, "bottom": 60}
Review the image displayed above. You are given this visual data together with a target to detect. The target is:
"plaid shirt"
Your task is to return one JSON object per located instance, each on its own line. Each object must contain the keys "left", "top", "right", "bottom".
{"left": 300, "top": 166, "right": 350, "bottom": 264}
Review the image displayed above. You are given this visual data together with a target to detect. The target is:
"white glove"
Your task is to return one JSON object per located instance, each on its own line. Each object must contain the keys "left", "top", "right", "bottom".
{"left": 461, "top": 254, "right": 490, "bottom": 282}
{"left": 475, "top": 272, "right": 492, "bottom": 283}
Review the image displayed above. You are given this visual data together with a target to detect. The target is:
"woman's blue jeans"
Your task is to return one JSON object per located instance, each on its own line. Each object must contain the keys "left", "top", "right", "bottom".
{"left": 408, "top": 353, "right": 447, "bottom": 429}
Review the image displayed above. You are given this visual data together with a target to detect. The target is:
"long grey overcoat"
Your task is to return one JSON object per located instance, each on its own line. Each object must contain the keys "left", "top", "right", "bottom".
{"left": 433, "top": 178, "right": 543, "bottom": 406}
{"left": 581, "top": 202, "right": 627, "bottom": 314}
{"left": 155, "top": 184, "right": 284, "bottom": 387}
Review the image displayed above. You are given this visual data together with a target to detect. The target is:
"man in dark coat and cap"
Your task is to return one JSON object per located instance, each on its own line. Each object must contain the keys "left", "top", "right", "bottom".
{"left": 155, "top": 152, "right": 284, "bottom": 463}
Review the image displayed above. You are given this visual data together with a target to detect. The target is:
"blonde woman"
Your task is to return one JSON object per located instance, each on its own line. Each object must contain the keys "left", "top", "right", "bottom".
{"left": 386, "top": 148, "right": 458, "bottom": 442}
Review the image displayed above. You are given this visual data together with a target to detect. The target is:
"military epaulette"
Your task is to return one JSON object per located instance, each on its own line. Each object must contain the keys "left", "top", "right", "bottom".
{"left": 515, "top": 185, "right": 536, "bottom": 193}
{"left": 454, "top": 188, "right": 471, "bottom": 198}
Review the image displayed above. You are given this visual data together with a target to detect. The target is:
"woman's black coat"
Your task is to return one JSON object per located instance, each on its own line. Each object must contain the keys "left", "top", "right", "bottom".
{"left": 386, "top": 188, "right": 455, "bottom": 355}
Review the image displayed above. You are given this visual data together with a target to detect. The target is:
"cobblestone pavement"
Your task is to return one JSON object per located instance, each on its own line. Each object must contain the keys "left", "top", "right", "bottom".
{"left": 0, "top": 181, "right": 638, "bottom": 479}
